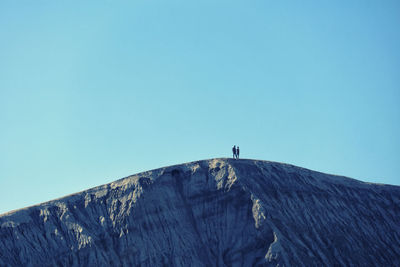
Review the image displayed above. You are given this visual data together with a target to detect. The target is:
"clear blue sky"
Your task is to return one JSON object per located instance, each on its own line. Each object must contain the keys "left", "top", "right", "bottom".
{"left": 1, "top": 0, "right": 399, "bottom": 214}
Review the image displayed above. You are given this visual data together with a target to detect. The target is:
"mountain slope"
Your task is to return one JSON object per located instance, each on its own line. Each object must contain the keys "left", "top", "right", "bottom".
{"left": 1, "top": 158, "right": 399, "bottom": 266}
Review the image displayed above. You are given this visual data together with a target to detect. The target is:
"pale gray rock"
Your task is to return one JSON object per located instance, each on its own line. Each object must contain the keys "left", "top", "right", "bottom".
{"left": 0, "top": 158, "right": 399, "bottom": 266}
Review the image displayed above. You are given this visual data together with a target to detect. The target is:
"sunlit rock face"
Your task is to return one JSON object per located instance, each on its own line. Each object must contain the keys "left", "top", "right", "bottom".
{"left": 1, "top": 158, "right": 400, "bottom": 266}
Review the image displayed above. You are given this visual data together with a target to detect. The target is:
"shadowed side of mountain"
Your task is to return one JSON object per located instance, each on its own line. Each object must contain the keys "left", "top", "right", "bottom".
{"left": 231, "top": 159, "right": 400, "bottom": 265}
{"left": 0, "top": 158, "right": 399, "bottom": 266}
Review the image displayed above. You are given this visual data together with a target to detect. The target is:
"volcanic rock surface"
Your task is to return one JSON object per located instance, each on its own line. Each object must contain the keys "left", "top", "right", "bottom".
{"left": 1, "top": 158, "right": 400, "bottom": 266}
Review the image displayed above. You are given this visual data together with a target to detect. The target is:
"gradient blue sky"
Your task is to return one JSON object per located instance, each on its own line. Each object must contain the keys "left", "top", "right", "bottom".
{"left": 1, "top": 0, "right": 399, "bottom": 214}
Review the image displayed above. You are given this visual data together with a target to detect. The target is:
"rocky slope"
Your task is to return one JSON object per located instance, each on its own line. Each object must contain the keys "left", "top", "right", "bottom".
{"left": 1, "top": 158, "right": 400, "bottom": 266}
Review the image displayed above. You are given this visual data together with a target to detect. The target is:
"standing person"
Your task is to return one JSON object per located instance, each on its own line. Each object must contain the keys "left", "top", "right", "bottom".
{"left": 237, "top": 146, "right": 240, "bottom": 159}
{"left": 232, "top": 145, "right": 236, "bottom": 159}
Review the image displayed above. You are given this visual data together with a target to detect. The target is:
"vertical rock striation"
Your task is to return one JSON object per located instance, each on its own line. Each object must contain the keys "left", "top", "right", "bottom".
{"left": 0, "top": 158, "right": 399, "bottom": 266}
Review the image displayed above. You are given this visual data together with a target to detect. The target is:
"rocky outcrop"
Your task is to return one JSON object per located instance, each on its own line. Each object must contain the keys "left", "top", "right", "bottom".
{"left": 1, "top": 158, "right": 399, "bottom": 266}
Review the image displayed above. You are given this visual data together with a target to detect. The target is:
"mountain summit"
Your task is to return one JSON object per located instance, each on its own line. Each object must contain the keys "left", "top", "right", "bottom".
{"left": 1, "top": 158, "right": 399, "bottom": 266}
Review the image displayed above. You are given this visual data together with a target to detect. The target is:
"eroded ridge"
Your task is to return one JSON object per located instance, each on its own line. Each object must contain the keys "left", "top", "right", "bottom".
{"left": 1, "top": 158, "right": 399, "bottom": 266}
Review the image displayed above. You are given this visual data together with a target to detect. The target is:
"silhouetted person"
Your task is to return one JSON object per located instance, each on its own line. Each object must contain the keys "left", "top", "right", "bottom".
{"left": 236, "top": 146, "right": 240, "bottom": 159}
{"left": 232, "top": 145, "right": 236, "bottom": 159}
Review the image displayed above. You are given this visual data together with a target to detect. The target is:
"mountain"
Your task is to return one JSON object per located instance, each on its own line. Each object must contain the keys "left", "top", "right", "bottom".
{"left": 1, "top": 158, "right": 399, "bottom": 266}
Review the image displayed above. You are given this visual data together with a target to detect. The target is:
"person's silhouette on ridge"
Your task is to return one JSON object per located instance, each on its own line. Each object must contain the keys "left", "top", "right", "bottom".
{"left": 236, "top": 146, "right": 240, "bottom": 159}
{"left": 232, "top": 145, "right": 236, "bottom": 159}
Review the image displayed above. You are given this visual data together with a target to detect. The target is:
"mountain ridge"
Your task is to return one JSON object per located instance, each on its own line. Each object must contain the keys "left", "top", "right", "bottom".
{"left": 1, "top": 158, "right": 399, "bottom": 266}
{"left": 1, "top": 157, "right": 388, "bottom": 217}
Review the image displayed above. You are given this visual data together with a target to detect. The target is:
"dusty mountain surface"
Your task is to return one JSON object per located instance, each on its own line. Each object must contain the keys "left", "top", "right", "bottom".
{"left": 1, "top": 158, "right": 400, "bottom": 266}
